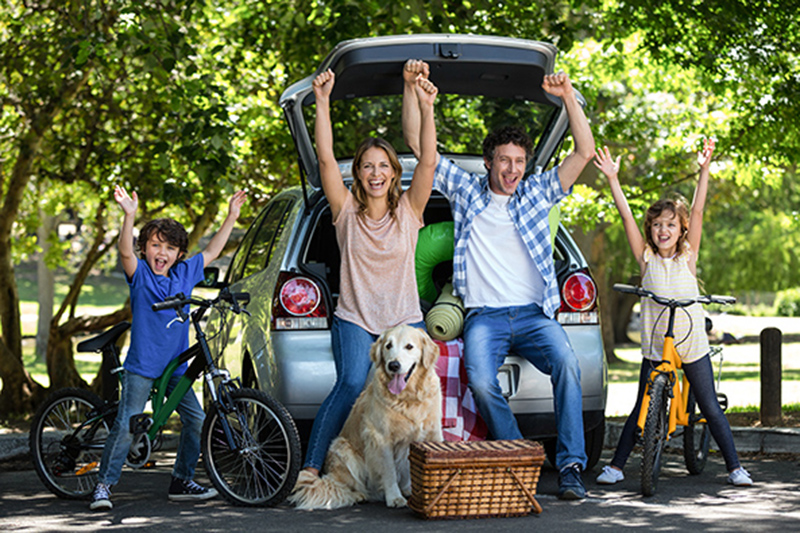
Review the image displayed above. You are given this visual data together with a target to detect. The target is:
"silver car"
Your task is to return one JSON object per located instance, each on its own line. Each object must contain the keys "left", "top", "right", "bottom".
{"left": 207, "top": 34, "right": 607, "bottom": 469}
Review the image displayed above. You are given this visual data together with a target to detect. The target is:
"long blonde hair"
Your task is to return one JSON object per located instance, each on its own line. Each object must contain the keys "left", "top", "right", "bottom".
{"left": 351, "top": 137, "right": 403, "bottom": 218}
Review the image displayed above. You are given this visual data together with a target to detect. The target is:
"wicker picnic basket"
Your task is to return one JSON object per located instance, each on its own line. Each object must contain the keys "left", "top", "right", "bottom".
{"left": 408, "top": 439, "right": 544, "bottom": 519}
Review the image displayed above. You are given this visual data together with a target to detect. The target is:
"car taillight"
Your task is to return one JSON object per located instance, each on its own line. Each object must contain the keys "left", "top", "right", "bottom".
{"left": 558, "top": 270, "right": 599, "bottom": 325}
{"left": 272, "top": 272, "right": 328, "bottom": 330}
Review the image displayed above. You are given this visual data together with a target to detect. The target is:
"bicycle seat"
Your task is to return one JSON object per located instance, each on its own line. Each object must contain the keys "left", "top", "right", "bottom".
{"left": 77, "top": 322, "right": 131, "bottom": 353}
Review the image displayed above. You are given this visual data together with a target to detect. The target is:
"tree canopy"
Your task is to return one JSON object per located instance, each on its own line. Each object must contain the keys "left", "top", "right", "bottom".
{"left": 1, "top": 0, "right": 799, "bottom": 412}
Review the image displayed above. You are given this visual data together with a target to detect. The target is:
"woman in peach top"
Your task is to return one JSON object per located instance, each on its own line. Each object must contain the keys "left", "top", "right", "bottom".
{"left": 298, "top": 61, "right": 438, "bottom": 478}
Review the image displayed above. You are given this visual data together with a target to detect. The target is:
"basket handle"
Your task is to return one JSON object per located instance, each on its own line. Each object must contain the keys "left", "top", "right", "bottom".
{"left": 508, "top": 468, "right": 543, "bottom": 514}
{"left": 424, "top": 468, "right": 462, "bottom": 514}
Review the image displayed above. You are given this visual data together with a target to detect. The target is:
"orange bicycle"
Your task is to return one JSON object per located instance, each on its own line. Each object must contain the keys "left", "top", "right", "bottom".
{"left": 613, "top": 284, "right": 734, "bottom": 496}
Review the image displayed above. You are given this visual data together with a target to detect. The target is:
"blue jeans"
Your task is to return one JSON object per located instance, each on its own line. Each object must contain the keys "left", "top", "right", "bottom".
{"left": 303, "top": 317, "right": 426, "bottom": 471}
{"left": 98, "top": 370, "right": 205, "bottom": 485}
{"left": 610, "top": 355, "right": 740, "bottom": 471}
{"left": 463, "top": 303, "right": 586, "bottom": 470}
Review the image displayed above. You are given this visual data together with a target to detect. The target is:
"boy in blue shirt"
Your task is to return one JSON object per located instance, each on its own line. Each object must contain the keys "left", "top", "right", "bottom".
{"left": 90, "top": 185, "right": 246, "bottom": 511}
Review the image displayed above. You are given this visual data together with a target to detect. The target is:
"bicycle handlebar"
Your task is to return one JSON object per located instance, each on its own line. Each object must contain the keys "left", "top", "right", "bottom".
{"left": 151, "top": 288, "right": 251, "bottom": 314}
{"left": 612, "top": 283, "right": 736, "bottom": 307}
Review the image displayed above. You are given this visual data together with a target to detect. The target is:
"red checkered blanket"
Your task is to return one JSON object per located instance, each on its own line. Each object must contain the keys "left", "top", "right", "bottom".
{"left": 434, "top": 339, "right": 488, "bottom": 441}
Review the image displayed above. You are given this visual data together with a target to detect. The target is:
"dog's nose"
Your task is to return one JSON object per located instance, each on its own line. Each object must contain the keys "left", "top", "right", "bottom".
{"left": 387, "top": 361, "right": 401, "bottom": 373}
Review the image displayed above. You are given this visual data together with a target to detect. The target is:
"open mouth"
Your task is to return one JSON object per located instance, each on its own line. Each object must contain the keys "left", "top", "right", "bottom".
{"left": 387, "top": 363, "right": 416, "bottom": 395}
{"left": 367, "top": 179, "right": 385, "bottom": 191}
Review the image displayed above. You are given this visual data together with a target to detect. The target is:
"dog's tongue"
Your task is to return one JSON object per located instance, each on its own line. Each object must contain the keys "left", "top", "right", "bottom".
{"left": 388, "top": 374, "right": 408, "bottom": 395}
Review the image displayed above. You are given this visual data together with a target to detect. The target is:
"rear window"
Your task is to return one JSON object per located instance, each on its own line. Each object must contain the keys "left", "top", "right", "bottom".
{"left": 305, "top": 94, "right": 557, "bottom": 162}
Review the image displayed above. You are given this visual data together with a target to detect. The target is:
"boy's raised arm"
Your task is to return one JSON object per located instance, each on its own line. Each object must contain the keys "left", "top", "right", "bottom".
{"left": 202, "top": 190, "right": 247, "bottom": 267}
{"left": 114, "top": 185, "right": 139, "bottom": 279}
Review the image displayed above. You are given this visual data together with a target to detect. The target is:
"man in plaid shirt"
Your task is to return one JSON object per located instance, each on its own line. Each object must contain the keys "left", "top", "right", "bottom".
{"left": 403, "top": 61, "right": 596, "bottom": 500}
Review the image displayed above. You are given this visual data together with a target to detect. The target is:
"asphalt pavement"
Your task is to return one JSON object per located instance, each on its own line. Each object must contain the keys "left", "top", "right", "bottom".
{"left": 1, "top": 447, "right": 799, "bottom": 532}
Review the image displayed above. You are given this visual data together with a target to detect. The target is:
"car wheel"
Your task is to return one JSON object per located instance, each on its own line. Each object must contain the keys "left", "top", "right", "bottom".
{"left": 542, "top": 417, "right": 606, "bottom": 471}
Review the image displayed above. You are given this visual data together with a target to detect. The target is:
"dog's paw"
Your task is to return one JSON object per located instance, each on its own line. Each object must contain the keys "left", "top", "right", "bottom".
{"left": 386, "top": 493, "right": 407, "bottom": 508}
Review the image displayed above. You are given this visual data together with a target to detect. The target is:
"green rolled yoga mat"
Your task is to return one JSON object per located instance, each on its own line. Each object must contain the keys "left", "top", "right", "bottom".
{"left": 425, "top": 283, "right": 465, "bottom": 341}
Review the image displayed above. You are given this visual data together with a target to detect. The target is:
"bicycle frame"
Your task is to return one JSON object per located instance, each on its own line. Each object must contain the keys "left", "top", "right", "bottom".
{"left": 636, "top": 325, "right": 693, "bottom": 440}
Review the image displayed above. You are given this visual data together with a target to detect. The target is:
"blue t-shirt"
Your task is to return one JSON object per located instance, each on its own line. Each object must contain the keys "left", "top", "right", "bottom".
{"left": 125, "top": 254, "right": 205, "bottom": 379}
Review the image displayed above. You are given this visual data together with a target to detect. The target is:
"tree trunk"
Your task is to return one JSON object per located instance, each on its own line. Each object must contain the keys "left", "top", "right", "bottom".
{"left": 36, "top": 209, "right": 58, "bottom": 362}
{"left": 0, "top": 67, "right": 92, "bottom": 413}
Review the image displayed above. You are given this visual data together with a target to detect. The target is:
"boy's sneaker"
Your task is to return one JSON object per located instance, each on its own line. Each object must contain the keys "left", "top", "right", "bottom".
{"left": 168, "top": 476, "right": 218, "bottom": 501}
{"left": 89, "top": 483, "right": 113, "bottom": 511}
{"left": 557, "top": 463, "right": 586, "bottom": 500}
{"left": 596, "top": 465, "right": 625, "bottom": 485}
{"left": 727, "top": 467, "right": 753, "bottom": 487}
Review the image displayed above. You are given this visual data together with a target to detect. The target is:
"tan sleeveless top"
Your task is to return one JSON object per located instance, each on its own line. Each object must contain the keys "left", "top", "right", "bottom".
{"left": 640, "top": 245, "right": 709, "bottom": 364}
{"left": 333, "top": 192, "right": 424, "bottom": 334}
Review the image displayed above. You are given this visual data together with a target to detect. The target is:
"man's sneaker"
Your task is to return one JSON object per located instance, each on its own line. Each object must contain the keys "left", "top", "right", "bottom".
{"left": 168, "top": 476, "right": 218, "bottom": 501}
{"left": 89, "top": 483, "right": 113, "bottom": 511}
{"left": 727, "top": 467, "right": 753, "bottom": 487}
{"left": 596, "top": 465, "right": 625, "bottom": 485}
{"left": 558, "top": 463, "right": 586, "bottom": 500}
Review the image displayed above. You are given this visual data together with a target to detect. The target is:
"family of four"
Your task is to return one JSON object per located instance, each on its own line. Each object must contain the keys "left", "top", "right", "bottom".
{"left": 91, "top": 57, "right": 750, "bottom": 511}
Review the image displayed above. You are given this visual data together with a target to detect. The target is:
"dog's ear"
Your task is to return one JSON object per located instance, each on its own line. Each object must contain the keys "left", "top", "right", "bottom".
{"left": 370, "top": 330, "right": 387, "bottom": 365}
{"left": 419, "top": 329, "right": 440, "bottom": 369}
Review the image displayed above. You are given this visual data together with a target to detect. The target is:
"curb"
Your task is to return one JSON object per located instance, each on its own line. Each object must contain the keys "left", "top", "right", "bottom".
{"left": 4, "top": 423, "right": 798, "bottom": 464}
{"left": 0, "top": 432, "right": 180, "bottom": 464}
{"left": 605, "top": 421, "right": 800, "bottom": 455}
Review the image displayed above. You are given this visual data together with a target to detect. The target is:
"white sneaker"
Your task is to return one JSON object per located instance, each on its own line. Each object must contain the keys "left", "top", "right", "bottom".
{"left": 596, "top": 465, "right": 625, "bottom": 485}
{"left": 727, "top": 467, "right": 753, "bottom": 486}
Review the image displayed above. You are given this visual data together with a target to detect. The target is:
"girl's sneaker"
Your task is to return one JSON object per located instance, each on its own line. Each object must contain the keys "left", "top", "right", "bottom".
{"left": 727, "top": 467, "right": 753, "bottom": 486}
{"left": 596, "top": 465, "right": 624, "bottom": 485}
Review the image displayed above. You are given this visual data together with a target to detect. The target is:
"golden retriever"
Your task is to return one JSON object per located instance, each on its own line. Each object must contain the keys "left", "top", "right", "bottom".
{"left": 289, "top": 325, "right": 443, "bottom": 510}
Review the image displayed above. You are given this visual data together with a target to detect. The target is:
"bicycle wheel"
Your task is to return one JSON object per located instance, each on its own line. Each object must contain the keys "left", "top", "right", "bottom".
{"left": 683, "top": 388, "right": 710, "bottom": 475}
{"left": 641, "top": 374, "right": 670, "bottom": 497}
{"left": 29, "top": 388, "right": 112, "bottom": 499}
{"left": 202, "top": 388, "right": 301, "bottom": 507}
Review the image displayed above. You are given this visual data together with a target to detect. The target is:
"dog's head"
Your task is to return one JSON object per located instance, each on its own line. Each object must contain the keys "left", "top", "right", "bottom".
{"left": 369, "top": 325, "right": 439, "bottom": 395}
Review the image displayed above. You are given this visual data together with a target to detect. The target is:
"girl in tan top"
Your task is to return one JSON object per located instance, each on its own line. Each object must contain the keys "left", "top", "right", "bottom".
{"left": 298, "top": 61, "right": 438, "bottom": 478}
{"left": 594, "top": 139, "right": 752, "bottom": 487}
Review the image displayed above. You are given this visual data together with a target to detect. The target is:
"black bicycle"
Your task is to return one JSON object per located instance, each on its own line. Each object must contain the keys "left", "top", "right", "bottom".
{"left": 29, "top": 288, "right": 301, "bottom": 507}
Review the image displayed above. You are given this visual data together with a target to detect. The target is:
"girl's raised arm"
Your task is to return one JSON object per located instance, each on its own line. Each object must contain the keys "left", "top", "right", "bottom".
{"left": 594, "top": 146, "right": 647, "bottom": 270}
{"left": 686, "top": 138, "right": 714, "bottom": 263}
{"left": 313, "top": 70, "right": 349, "bottom": 219}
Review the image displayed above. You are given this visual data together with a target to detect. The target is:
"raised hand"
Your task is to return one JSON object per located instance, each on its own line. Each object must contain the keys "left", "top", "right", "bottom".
{"left": 403, "top": 59, "right": 429, "bottom": 84}
{"left": 227, "top": 190, "right": 247, "bottom": 221}
{"left": 593, "top": 146, "right": 621, "bottom": 181}
{"left": 312, "top": 69, "right": 335, "bottom": 101}
{"left": 113, "top": 185, "right": 138, "bottom": 216}
{"left": 414, "top": 75, "right": 438, "bottom": 107}
{"left": 542, "top": 72, "right": 575, "bottom": 99}
{"left": 697, "top": 138, "right": 715, "bottom": 169}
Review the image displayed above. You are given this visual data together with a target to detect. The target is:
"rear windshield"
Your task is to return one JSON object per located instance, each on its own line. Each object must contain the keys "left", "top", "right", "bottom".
{"left": 305, "top": 94, "right": 558, "bottom": 161}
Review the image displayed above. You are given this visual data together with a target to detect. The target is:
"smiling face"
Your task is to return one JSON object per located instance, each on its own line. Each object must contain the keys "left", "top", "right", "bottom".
{"left": 144, "top": 232, "right": 183, "bottom": 277}
{"left": 644, "top": 199, "right": 689, "bottom": 258}
{"left": 649, "top": 211, "right": 681, "bottom": 257}
{"left": 356, "top": 146, "right": 396, "bottom": 199}
{"left": 486, "top": 142, "right": 528, "bottom": 196}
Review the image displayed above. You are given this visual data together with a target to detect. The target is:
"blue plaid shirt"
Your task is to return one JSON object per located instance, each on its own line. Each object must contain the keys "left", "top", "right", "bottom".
{"left": 434, "top": 156, "right": 571, "bottom": 319}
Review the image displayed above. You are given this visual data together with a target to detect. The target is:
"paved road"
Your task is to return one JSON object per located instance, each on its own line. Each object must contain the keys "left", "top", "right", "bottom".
{"left": 2, "top": 448, "right": 799, "bottom": 532}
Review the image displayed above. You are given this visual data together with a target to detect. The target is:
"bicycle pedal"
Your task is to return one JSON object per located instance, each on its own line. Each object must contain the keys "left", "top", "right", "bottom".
{"left": 129, "top": 413, "right": 153, "bottom": 434}
{"left": 717, "top": 392, "right": 729, "bottom": 412}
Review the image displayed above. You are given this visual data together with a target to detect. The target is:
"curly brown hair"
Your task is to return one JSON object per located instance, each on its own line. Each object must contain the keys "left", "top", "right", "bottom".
{"left": 643, "top": 198, "right": 690, "bottom": 257}
{"left": 351, "top": 137, "right": 403, "bottom": 218}
{"left": 137, "top": 218, "right": 189, "bottom": 261}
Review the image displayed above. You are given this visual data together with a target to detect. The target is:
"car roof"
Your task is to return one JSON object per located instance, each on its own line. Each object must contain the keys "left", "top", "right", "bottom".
{"left": 280, "top": 34, "right": 565, "bottom": 193}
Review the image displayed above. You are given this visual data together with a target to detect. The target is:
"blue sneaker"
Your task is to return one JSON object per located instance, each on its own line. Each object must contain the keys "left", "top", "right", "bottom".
{"left": 558, "top": 463, "right": 586, "bottom": 500}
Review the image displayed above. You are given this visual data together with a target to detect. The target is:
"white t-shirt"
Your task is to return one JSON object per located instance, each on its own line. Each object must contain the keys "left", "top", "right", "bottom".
{"left": 464, "top": 189, "right": 545, "bottom": 308}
